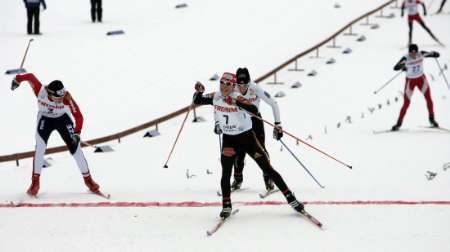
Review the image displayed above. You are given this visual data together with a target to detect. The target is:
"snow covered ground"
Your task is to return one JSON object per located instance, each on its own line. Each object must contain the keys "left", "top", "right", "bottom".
{"left": 1, "top": 0, "right": 450, "bottom": 251}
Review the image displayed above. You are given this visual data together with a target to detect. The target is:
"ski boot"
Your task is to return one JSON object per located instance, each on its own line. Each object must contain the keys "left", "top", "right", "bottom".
{"left": 231, "top": 177, "right": 242, "bottom": 190}
{"left": 284, "top": 190, "right": 304, "bottom": 213}
{"left": 83, "top": 175, "right": 100, "bottom": 193}
{"left": 429, "top": 115, "right": 439, "bottom": 128}
{"left": 27, "top": 173, "right": 40, "bottom": 196}
{"left": 264, "top": 175, "right": 275, "bottom": 191}
{"left": 391, "top": 121, "right": 402, "bottom": 131}
{"left": 220, "top": 199, "right": 232, "bottom": 219}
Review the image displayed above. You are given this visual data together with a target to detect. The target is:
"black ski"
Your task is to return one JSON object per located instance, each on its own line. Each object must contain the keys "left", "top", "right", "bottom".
{"left": 258, "top": 189, "right": 280, "bottom": 199}
{"left": 216, "top": 187, "right": 249, "bottom": 197}
{"left": 419, "top": 125, "right": 450, "bottom": 133}
{"left": 300, "top": 209, "right": 323, "bottom": 229}
{"left": 372, "top": 128, "right": 408, "bottom": 134}
{"left": 206, "top": 209, "right": 240, "bottom": 236}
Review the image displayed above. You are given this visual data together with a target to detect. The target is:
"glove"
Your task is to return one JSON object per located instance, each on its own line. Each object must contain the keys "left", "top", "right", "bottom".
{"left": 194, "top": 82, "right": 205, "bottom": 92}
{"left": 224, "top": 96, "right": 234, "bottom": 105}
{"left": 11, "top": 79, "right": 20, "bottom": 91}
{"left": 431, "top": 51, "right": 440, "bottom": 58}
{"left": 273, "top": 122, "right": 283, "bottom": 140}
{"left": 71, "top": 132, "right": 80, "bottom": 144}
{"left": 214, "top": 122, "right": 222, "bottom": 135}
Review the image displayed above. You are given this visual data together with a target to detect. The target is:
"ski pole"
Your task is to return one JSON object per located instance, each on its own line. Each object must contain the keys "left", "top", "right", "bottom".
{"left": 246, "top": 111, "right": 352, "bottom": 169}
{"left": 280, "top": 139, "right": 325, "bottom": 188}
{"left": 373, "top": 70, "right": 403, "bottom": 94}
{"left": 218, "top": 134, "right": 222, "bottom": 155}
{"left": 19, "top": 39, "right": 34, "bottom": 72}
{"left": 434, "top": 58, "right": 450, "bottom": 90}
{"left": 163, "top": 104, "right": 193, "bottom": 168}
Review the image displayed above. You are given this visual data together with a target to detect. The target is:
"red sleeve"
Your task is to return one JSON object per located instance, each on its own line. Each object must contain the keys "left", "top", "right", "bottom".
{"left": 15, "top": 73, "right": 42, "bottom": 96}
{"left": 64, "top": 92, "right": 84, "bottom": 133}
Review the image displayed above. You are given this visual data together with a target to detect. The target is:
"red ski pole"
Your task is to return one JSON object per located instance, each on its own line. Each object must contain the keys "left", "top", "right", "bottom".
{"left": 249, "top": 111, "right": 352, "bottom": 169}
{"left": 163, "top": 104, "right": 193, "bottom": 168}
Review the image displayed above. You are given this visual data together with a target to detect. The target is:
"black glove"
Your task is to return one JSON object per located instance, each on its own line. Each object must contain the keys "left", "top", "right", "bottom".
{"left": 214, "top": 122, "right": 222, "bottom": 135}
{"left": 11, "top": 79, "right": 19, "bottom": 91}
{"left": 431, "top": 51, "right": 440, "bottom": 58}
{"left": 273, "top": 122, "right": 283, "bottom": 140}
{"left": 194, "top": 82, "right": 205, "bottom": 92}
{"left": 71, "top": 132, "right": 80, "bottom": 144}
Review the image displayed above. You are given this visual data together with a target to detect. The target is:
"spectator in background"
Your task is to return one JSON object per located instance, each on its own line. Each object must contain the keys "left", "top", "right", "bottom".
{"left": 90, "top": 0, "right": 102, "bottom": 23}
{"left": 24, "top": 0, "right": 46, "bottom": 35}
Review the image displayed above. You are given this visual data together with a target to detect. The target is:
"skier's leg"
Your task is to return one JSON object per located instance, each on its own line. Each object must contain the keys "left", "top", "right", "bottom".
{"left": 418, "top": 19, "right": 439, "bottom": 41}
{"left": 252, "top": 117, "right": 273, "bottom": 190}
{"left": 408, "top": 21, "right": 413, "bottom": 45}
{"left": 437, "top": 0, "right": 447, "bottom": 13}
{"left": 28, "top": 116, "right": 53, "bottom": 196}
{"left": 245, "top": 131, "right": 304, "bottom": 211}
{"left": 97, "top": 0, "right": 103, "bottom": 22}
{"left": 56, "top": 115, "right": 99, "bottom": 192}
{"left": 396, "top": 79, "right": 414, "bottom": 126}
{"left": 232, "top": 151, "right": 245, "bottom": 189}
{"left": 219, "top": 135, "right": 235, "bottom": 218}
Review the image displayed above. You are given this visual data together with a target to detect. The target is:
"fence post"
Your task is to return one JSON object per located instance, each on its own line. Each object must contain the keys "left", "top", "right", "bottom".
{"left": 344, "top": 25, "right": 357, "bottom": 36}
{"left": 267, "top": 72, "right": 284, "bottom": 85}
{"left": 361, "top": 16, "right": 373, "bottom": 26}
{"left": 327, "top": 37, "right": 341, "bottom": 48}
{"left": 288, "top": 59, "right": 304, "bottom": 72}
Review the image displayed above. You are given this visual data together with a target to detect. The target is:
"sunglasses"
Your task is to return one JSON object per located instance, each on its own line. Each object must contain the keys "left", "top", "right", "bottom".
{"left": 220, "top": 81, "right": 234, "bottom": 86}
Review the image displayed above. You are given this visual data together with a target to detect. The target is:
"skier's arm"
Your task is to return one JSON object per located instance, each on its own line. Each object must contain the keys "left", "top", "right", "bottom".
{"left": 421, "top": 50, "right": 440, "bottom": 58}
{"left": 393, "top": 57, "right": 407, "bottom": 71}
{"left": 63, "top": 92, "right": 84, "bottom": 133}
{"left": 193, "top": 82, "right": 213, "bottom": 105}
{"left": 420, "top": 1, "right": 427, "bottom": 15}
{"left": 235, "top": 96, "right": 258, "bottom": 115}
{"left": 193, "top": 92, "right": 213, "bottom": 105}
{"left": 14, "top": 73, "right": 43, "bottom": 96}
{"left": 254, "top": 85, "right": 281, "bottom": 123}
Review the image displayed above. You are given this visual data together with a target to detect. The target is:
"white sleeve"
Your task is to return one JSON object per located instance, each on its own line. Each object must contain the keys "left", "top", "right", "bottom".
{"left": 254, "top": 84, "right": 281, "bottom": 123}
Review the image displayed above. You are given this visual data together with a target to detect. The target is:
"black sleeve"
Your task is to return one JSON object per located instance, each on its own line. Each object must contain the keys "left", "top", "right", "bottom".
{"left": 421, "top": 2, "right": 427, "bottom": 15}
{"left": 421, "top": 50, "right": 440, "bottom": 58}
{"left": 236, "top": 100, "right": 258, "bottom": 115}
{"left": 193, "top": 92, "right": 213, "bottom": 105}
{"left": 393, "top": 57, "right": 407, "bottom": 71}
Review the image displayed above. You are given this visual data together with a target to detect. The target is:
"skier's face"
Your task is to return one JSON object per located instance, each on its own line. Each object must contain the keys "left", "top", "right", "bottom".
{"left": 220, "top": 81, "right": 234, "bottom": 96}
{"left": 237, "top": 83, "right": 249, "bottom": 94}
{"left": 49, "top": 94, "right": 64, "bottom": 103}
{"left": 409, "top": 50, "right": 417, "bottom": 59}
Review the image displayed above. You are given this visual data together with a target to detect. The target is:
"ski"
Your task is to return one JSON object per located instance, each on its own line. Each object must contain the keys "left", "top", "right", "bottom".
{"left": 372, "top": 128, "right": 408, "bottom": 134}
{"left": 206, "top": 209, "right": 240, "bottom": 236}
{"left": 216, "top": 187, "right": 249, "bottom": 197}
{"left": 300, "top": 209, "right": 323, "bottom": 229}
{"left": 419, "top": 126, "right": 450, "bottom": 133}
{"left": 258, "top": 189, "right": 280, "bottom": 199}
{"left": 92, "top": 191, "right": 111, "bottom": 199}
{"left": 8, "top": 193, "right": 39, "bottom": 207}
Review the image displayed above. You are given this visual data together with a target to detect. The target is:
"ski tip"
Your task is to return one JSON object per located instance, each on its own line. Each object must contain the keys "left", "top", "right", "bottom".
{"left": 348, "top": 165, "right": 353, "bottom": 169}
{"left": 163, "top": 164, "right": 168, "bottom": 168}
{"left": 206, "top": 231, "right": 213, "bottom": 236}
